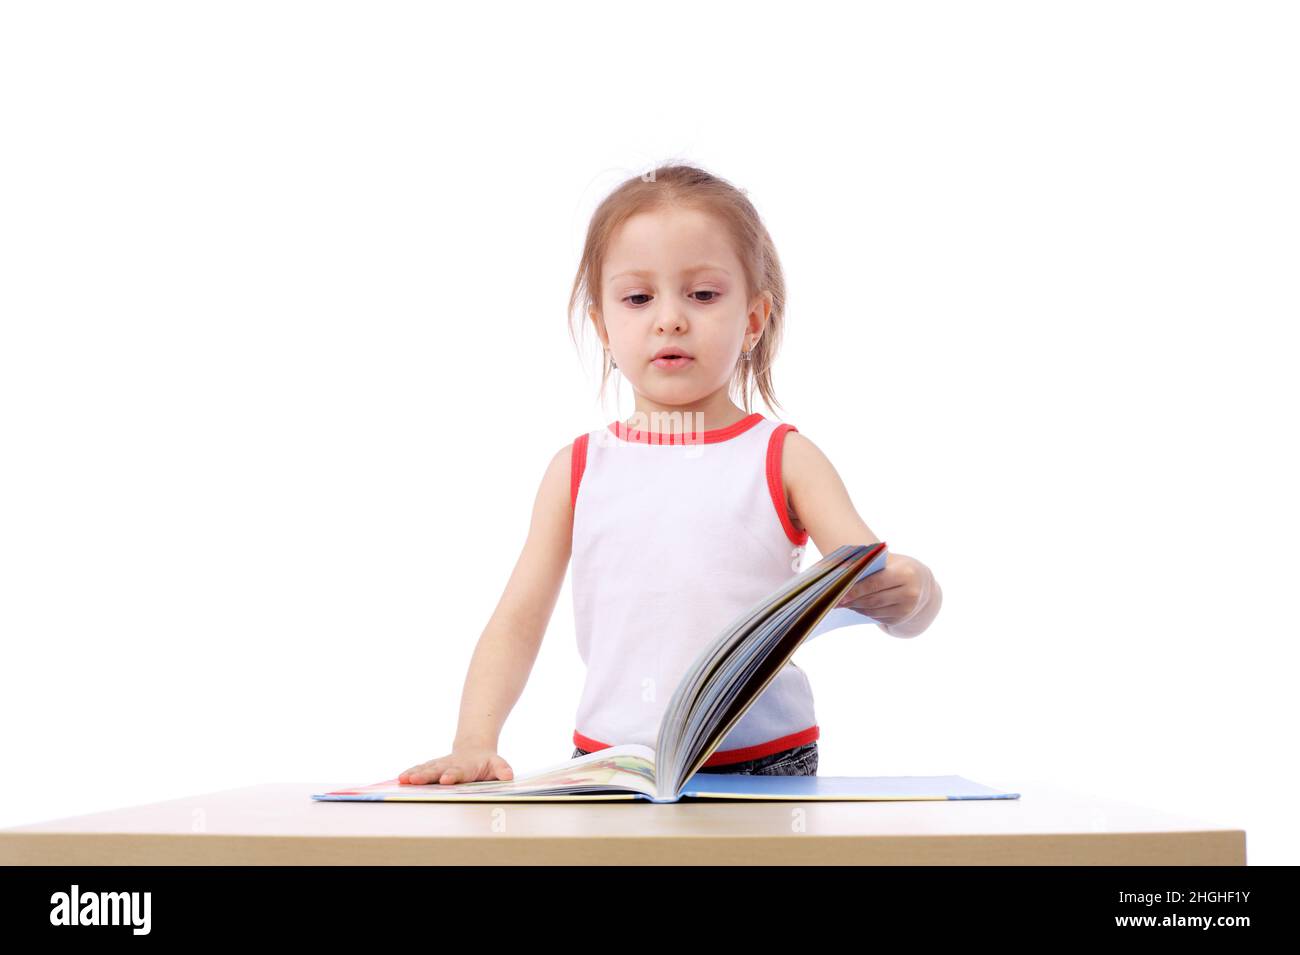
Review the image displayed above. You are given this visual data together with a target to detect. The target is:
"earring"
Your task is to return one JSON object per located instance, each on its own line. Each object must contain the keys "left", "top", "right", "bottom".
{"left": 741, "top": 348, "right": 752, "bottom": 362}
{"left": 607, "top": 350, "right": 618, "bottom": 370}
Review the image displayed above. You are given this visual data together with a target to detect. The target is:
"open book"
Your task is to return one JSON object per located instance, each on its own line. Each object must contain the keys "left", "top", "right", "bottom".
{"left": 314, "top": 543, "right": 1019, "bottom": 804}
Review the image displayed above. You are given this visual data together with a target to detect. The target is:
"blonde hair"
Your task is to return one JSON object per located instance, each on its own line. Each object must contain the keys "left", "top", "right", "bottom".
{"left": 567, "top": 163, "right": 788, "bottom": 415}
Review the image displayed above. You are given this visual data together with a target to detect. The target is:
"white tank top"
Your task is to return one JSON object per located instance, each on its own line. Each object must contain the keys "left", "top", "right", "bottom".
{"left": 568, "top": 411, "right": 817, "bottom": 767}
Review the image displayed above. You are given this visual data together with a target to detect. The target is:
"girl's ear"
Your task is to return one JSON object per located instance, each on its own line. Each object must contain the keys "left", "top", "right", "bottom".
{"left": 748, "top": 290, "right": 773, "bottom": 338}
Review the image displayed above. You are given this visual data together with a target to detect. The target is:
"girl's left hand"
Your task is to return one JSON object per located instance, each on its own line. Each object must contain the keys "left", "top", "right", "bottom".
{"left": 835, "top": 552, "right": 933, "bottom": 628}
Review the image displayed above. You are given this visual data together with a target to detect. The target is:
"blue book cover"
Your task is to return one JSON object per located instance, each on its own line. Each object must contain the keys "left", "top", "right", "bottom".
{"left": 675, "top": 774, "right": 1019, "bottom": 802}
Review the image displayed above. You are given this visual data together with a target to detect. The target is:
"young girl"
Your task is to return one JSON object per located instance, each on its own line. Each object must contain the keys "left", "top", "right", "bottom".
{"left": 399, "top": 164, "right": 942, "bottom": 786}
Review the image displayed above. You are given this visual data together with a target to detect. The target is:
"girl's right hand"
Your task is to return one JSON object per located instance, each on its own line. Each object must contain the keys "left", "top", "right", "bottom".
{"left": 399, "top": 748, "right": 514, "bottom": 786}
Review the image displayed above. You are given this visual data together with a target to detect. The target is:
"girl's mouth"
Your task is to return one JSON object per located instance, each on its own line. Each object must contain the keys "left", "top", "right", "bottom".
{"left": 651, "top": 356, "right": 693, "bottom": 370}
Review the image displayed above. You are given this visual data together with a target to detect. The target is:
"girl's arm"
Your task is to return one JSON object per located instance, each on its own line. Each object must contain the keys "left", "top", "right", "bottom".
{"left": 449, "top": 442, "right": 575, "bottom": 750}
{"left": 781, "top": 431, "right": 943, "bottom": 639}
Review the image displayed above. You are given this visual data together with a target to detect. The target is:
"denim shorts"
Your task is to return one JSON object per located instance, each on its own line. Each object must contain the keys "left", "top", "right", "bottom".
{"left": 571, "top": 741, "right": 818, "bottom": 776}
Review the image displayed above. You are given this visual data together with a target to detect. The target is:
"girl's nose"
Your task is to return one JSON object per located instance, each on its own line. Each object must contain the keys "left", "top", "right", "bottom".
{"left": 655, "top": 307, "right": 687, "bottom": 334}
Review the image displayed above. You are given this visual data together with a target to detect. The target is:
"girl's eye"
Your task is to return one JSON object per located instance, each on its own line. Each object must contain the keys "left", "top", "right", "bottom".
{"left": 621, "top": 290, "right": 720, "bottom": 306}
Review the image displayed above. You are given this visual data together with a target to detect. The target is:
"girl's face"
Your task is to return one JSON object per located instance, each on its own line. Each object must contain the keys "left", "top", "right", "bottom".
{"left": 592, "top": 206, "right": 769, "bottom": 410}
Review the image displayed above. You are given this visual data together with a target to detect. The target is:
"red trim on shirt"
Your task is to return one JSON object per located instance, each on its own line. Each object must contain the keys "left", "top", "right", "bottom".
{"left": 573, "top": 725, "right": 819, "bottom": 767}
{"left": 608, "top": 411, "right": 764, "bottom": 445}
{"left": 572, "top": 730, "right": 612, "bottom": 753}
{"left": 570, "top": 433, "right": 589, "bottom": 509}
{"left": 766, "top": 424, "right": 810, "bottom": 545}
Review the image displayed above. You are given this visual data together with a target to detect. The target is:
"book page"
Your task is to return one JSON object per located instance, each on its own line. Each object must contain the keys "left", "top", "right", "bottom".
{"left": 313, "top": 744, "right": 659, "bottom": 801}
{"left": 657, "top": 543, "right": 889, "bottom": 797}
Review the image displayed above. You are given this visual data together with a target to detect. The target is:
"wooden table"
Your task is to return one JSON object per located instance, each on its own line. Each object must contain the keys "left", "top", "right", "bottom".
{"left": 0, "top": 780, "right": 1245, "bottom": 865}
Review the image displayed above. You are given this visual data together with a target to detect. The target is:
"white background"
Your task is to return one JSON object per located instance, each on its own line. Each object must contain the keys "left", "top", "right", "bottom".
{"left": 1, "top": 1, "right": 1295, "bottom": 863}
